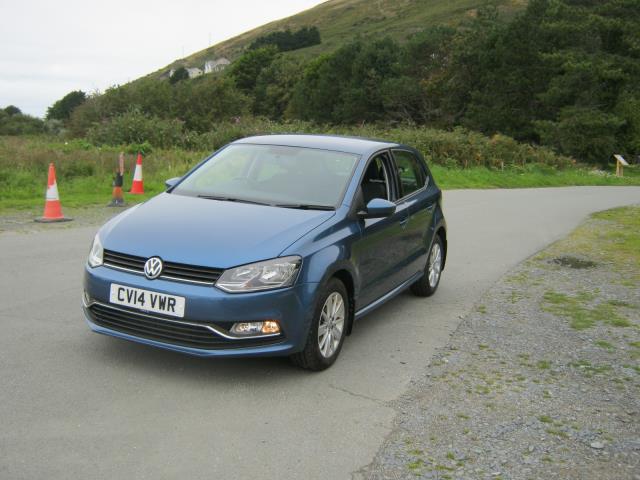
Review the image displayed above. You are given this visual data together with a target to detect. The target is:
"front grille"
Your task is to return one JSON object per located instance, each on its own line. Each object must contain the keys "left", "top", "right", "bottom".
{"left": 88, "top": 303, "right": 283, "bottom": 350}
{"left": 103, "top": 249, "right": 223, "bottom": 285}
{"left": 103, "top": 250, "right": 145, "bottom": 271}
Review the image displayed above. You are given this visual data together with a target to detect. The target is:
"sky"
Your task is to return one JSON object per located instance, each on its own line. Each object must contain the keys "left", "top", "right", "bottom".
{"left": 0, "top": 0, "right": 324, "bottom": 118}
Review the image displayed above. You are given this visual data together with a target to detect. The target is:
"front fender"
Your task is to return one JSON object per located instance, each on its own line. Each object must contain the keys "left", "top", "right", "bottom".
{"left": 300, "top": 245, "right": 359, "bottom": 295}
{"left": 293, "top": 242, "right": 360, "bottom": 336}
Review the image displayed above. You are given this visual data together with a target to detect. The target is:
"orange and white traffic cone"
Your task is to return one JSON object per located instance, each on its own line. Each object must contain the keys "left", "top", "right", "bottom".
{"left": 35, "top": 163, "right": 72, "bottom": 223}
{"left": 130, "top": 152, "right": 144, "bottom": 194}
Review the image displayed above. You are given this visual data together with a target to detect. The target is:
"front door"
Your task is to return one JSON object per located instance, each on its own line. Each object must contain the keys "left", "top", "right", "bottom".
{"left": 352, "top": 152, "right": 409, "bottom": 308}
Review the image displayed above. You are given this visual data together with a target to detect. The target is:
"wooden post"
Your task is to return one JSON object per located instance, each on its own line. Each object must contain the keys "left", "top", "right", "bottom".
{"left": 614, "top": 154, "right": 628, "bottom": 177}
{"left": 118, "top": 152, "right": 125, "bottom": 177}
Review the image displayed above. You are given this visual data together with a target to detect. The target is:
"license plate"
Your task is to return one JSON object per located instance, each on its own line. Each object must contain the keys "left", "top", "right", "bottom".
{"left": 109, "top": 283, "right": 185, "bottom": 318}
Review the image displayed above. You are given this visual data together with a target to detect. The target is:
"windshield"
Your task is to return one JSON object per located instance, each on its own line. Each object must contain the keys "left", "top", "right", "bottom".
{"left": 172, "top": 144, "right": 360, "bottom": 208}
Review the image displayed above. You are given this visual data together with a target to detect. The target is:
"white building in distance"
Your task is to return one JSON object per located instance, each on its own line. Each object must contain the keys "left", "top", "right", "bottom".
{"left": 204, "top": 58, "right": 231, "bottom": 74}
{"left": 186, "top": 67, "right": 203, "bottom": 79}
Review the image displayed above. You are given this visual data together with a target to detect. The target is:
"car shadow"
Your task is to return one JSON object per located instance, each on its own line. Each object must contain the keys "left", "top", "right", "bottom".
{"left": 87, "top": 288, "right": 428, "bottom": 385}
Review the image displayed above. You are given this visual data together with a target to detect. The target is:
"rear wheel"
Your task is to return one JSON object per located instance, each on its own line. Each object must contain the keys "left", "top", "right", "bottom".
{"left": 410, "top": 235, "right": 443, "bottom": 297}
{"left": 291, "top": 278, "right": 348, "bottom": 371}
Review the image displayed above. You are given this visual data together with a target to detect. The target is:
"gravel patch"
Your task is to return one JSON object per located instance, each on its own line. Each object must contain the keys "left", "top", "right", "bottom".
{"left": 0, "top": 205, "right": 128, "bottom": 233}
{"left": 358, "top": 212, "right": 640, "bottom": 480}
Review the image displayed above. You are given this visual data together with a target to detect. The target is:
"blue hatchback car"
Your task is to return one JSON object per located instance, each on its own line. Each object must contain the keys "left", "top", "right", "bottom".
{"left": 83, "top": 135, "right": 447, "bottom": 370}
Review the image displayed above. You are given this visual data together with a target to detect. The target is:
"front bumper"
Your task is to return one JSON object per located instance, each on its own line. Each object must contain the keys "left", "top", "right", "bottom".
{"left": 83, "top": 265, "right": 318, "bottom": 357}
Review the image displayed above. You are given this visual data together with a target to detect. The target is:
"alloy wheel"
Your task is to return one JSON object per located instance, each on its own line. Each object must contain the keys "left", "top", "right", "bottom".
{"left": 317, "top": 292, "right": 345, "bottom": 358}
{"left": 428, "top": 242, "right": 442, "bottom": 288}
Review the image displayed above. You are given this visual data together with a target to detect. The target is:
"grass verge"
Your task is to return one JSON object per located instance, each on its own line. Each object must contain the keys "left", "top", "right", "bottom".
{"left": 538, "top": 205, "right": 640, "bottom": 330}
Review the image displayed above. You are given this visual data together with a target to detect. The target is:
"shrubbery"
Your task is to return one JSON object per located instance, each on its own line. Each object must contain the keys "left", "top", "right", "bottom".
{"left": 0, "top": 108, "right": 45, "bottom": 135}
{"left": 86, "top": 109, "right": 187, "bottom": 149}
{"left": 329, "top": 125, "right": 573, "bottom": 169}
{"left": 68, "top": 74, "right": 250, "bottom": 139}
{"left": 249, "top": 26, "right": 320, "bottom": 52}
{"left": 99, "top": 116, "right": 570, "bottom": 169}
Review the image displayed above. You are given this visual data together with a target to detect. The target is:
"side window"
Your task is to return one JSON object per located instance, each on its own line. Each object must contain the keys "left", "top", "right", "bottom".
{"left": 360, "top": 155, "right": 390, "bottom": 204}
{"left": 393, "top": 150, "right": 426, "bottom": 198}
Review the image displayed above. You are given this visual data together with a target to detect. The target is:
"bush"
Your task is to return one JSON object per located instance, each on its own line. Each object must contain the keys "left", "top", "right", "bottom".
{"left": 73, "top": 110, "right": 574, "bottom": 169}
{"left": 86, "top": 109, "right": 187, "bottom": 148}
{"left": 249, "top": 26, "right": 321, "bottom": 52}
{"left": 169, "top": 67, "right": 189, "bottom": 84}
{"left": 125, "top": 142, "right": 153, "bottom": 156}
{"left": 0, "top": 110, "right": 45, "bottom": 135}
{"left": 326, "top": 125, "right": 573, "bottom": 169}
{"left": 186, "top": 118, "right": 311, "bottom": 151}
{"left": 174, "top": 76, "right": 250, "bottom": 131}
{"left": 69, "top": 76, "right": 249, "bottom": 137}
{"left": 184, "top": 119, "right": 573, "bottom": 168}
{"left": 535, "top": 108, "right": 625, "bottom": 165}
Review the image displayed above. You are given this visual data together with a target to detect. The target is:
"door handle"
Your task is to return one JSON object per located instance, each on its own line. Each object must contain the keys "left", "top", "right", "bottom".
{"left": 399, "top": 217, "right": 409, "bottom": 227}
{"left": 426, "top": 203, "right": 435, "bottom": 212}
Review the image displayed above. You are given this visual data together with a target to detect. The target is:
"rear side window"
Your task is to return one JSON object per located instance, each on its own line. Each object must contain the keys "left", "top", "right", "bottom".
{"left": 392, "top": 150, "right": 426, "bottom": 198}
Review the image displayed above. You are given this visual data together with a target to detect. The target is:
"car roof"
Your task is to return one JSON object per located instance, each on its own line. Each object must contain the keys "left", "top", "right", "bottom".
{"left": 231, "top": 134, "right": 401, "bottom": 156}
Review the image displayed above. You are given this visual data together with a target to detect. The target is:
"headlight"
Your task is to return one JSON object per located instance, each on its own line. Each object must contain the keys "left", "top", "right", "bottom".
{"left": 88, "top": 234, "right": 103, "bottom": 268}
{"left": 216, "top": 256, "right": 302, "bottom": 293}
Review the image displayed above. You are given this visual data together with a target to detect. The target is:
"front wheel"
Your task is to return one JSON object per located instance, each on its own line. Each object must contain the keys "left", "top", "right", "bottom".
{"left": 410, "top": 235, "right": 443, "bottom": 297}
{"left": 290, "top": 278, "right": 348, "bottom": 371}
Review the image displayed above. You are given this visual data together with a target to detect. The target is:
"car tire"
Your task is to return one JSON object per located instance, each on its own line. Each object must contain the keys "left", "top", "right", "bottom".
{"left": 410, "top": 234, "right": 444, "bottom": 297}
{"left": 290, "top": 278, "right": 348, "bottom": 371}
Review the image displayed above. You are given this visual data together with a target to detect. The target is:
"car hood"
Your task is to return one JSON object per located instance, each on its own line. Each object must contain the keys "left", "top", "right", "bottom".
{"left": 100, "top": 193, "right": 335, "bottom": 268}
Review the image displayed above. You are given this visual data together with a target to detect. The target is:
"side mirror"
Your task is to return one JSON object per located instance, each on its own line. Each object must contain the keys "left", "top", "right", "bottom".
{"left": 165, "top": 177, "right": 181, "bottom": 190}
{"left": 358, "top": 198, "right": 396, "bottom": 219}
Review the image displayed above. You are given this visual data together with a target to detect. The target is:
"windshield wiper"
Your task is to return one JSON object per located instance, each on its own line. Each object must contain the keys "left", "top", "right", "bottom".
{"left": 275, "top": 203, "right": 335, "bottom": 211}
{"left": 197, "top": 195, "right": 271, "bottom": 206}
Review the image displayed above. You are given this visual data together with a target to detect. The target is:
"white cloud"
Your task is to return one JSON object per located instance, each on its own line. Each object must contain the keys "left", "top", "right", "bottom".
{"left": 0, "top": 0, "right": 322, "bottom": 117}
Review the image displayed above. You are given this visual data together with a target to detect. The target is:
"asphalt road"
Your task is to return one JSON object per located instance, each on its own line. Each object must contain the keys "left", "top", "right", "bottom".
{"left": 1, "top": 186, "right": 639, "bottom": 479}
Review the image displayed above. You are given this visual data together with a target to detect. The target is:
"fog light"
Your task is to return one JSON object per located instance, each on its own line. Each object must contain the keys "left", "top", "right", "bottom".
{"left": 261, "top": 320, "right": 280, "bottom": 334}
{"left": 230, "top": 322, "right": 262, "bottom": 335}
{"left": 82, "top": 290, "right": 91, "bottom": 307}
{"left": 230, "top": 320, "right": 281, "bottom": 336}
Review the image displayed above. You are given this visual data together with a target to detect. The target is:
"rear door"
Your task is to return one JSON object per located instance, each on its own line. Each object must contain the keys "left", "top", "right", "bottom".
{"left": 391, "top": 149, "right": 439, "bottom": 278}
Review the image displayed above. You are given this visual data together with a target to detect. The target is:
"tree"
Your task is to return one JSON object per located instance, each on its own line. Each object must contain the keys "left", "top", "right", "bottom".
{"left": 535, "top": 107, "right": 625, "bottom": 163}
{"left": 249, "top": 26, "right": 321, "bottom": 52}
{"left": 4, "top": 105, "right": 21, "bottom": 116}
{"left": 169, "top": 67, "right": 189, "bottom": 84}
{"left": 46, "top": 90, "right": 86, "bottom": 121}
{"left": 253, "top": 55, "right": 303, "bottom": 118}
{"left": 229, "top": 46, "right": 279, "bottom": 93}
{"left": 173, "top": 75, "right": 250, "bottom": 132}
{"left": 434, "top": 0, "right": 640, "bottom": 163}
{"left": 289, "top": 38, "right": 400, "bottom": 123}
{"left": 381, "top": 26, "right": 455, "bottom": 124}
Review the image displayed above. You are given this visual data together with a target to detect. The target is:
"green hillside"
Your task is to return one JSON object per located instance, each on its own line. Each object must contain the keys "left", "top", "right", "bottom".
{"left": 161, "top": 0, "right": 524, "bottom": 73}
{"left": 52, "top": 0, "right": 637, "bottom": 167}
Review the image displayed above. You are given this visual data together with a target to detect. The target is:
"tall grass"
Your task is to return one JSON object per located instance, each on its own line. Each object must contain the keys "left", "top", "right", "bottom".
{"left": 1, "top": 133, "right": 638, "bottom": 212}
{"left": 0, "top": 136, "right": 206, "bottom": 210}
